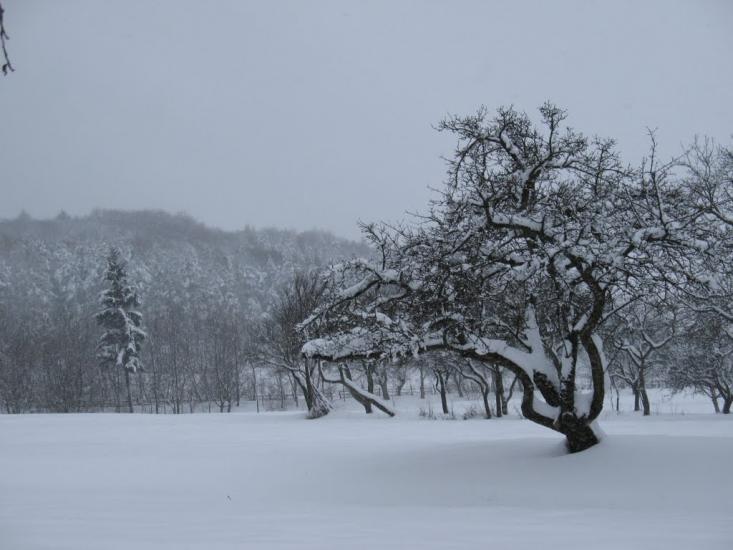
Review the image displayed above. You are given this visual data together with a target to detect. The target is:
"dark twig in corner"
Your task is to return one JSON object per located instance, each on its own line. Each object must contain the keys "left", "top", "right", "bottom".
{"left": 0, "top": 1, "right": 14, "bottom": 75}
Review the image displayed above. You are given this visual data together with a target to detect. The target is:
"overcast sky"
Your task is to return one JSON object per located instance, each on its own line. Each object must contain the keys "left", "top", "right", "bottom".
{"left": 1, "top": 0, "right": 731, "bottom": 239}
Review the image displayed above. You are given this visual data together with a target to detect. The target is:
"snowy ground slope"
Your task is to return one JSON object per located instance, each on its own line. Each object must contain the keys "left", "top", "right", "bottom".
{"left": 1, "top": 392, "right": 731, "bottom": 550}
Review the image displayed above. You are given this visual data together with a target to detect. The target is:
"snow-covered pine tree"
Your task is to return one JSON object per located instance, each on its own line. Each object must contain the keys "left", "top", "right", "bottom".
{"left": 96, "top": 247, "right": 145, "bottom": 413}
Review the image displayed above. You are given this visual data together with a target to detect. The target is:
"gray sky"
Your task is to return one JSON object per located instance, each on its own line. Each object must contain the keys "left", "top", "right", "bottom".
{"left": 1, "top": 0, "right": 731, "bottom": 239}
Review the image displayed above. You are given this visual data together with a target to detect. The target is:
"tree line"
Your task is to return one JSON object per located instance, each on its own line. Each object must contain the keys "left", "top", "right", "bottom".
{"left": 0, "top": 210, "right": 368, "bottom": 413}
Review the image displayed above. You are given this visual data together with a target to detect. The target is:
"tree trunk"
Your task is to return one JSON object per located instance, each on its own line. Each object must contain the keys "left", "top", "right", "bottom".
{"left": 306, "top": 387, "right": 331, "bottom": 418}
{"left": 639, "top": 372, "right": 650, "bottom": 416}
{"left": 152, "top": 362, "right": 160, "bottom": 414}
{"left": 633, "top": 384, "right": 640, "bottom": 412}
{"left": 278, "top": 373, "right": 285, "bottom": 410}
{"left": 304, "top": 362, "right": 330, "bottom": 418}
{"left": 436, "top": 371, "right": 449, "bottom": 414}
{"left": 124, "top": 369, "right": 133, "bottom": 413}
{"left": 323, "top": 364, "right": 395, "bottom": 417}
{"left": 114, "top": 369, "right": 121, "bottom": 412}
{"left": 419, "top": 366, "right": 426, "bottom": 399}
{"left": 640, "top": 389, "right": 650, "bottom": 415}
{"left": 505, "top": 375, "right": 518, "bottom": 415}
{"left": 136, "top": 371, "right": 145, "bottom": 412}
{"left": 303, "top": 388, "right": 312, "bottom": 411}
{"left": 492, "top": 368, "right": 504, "bottom": 418}
{"left": 609, "top": 376, "right": 620, "bottom": 412}
{"left": 252, "top": 364, "right": 260, "bottom": 413}
{"left": 710, "top": 385, "right": 721, "bottom": 413}
{"left": 363, "top": 364, "right": 374, "bottom": 414}
{"left": 481, "top": 388, "right": 492, "bottom": 419}
{"left": 347, "top": 379, "right": 378, "bottom": 414}
{"left": 290, "top": 374, "right": 300, "bottom": 406}
{"left": 348, "top": 365, "right": 371, "bottom": 414}
{"left": 453, "top": 372, "right": 464, "bottom": 398}
{"left": 366, "top": 364, "right": 375, "bottom": 393}
{"left": 723, "top": 396, "right": 732, "bottom": 415}
{"left": 378, "top": 368, "right": 390, "bottom": 401}
{"left": 560, "top": 415, "right": 600, "bottom": 453}
{"left": 395, "top": 373, "right": 406, "bottom": 397}
{"left": 235, "top": 365, "right": 241, "bottom": 407}
{"left": 564, "top": 424, "right": 600, "bottom": 453}
{"left": 304, "top": 370, "right": 314, "bottom": 412}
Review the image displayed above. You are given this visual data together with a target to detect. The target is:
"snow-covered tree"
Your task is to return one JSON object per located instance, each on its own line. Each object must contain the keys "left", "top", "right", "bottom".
{"left": 457, "top": 359, "right": 500, "bottom": 419}
{"left": 301, "top": 104, "right": 711, "bottom": 452}
{"left": 608, "top": 301, "right": 676, "bottom": 415}
{"left": 668, "top": 312, "right": 733, "bottom": 414}
{"left": 96, "top": 247, "right": 145, "bottom": 413}
{"left": 670, "top": 141, "right": 733, "bottom": 324}
{"left": 260, "top": 271, "right": 332, "bottom": 418}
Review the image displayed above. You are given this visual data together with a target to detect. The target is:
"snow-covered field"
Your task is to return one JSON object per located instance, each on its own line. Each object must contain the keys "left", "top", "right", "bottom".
{"left": 1, "top": 391, "right": 731, "bottom": 550}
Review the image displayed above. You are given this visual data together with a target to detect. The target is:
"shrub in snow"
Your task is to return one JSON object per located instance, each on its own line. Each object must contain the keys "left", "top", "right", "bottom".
{"left": 462, "top": 404, "right": 482, "bottom": 420}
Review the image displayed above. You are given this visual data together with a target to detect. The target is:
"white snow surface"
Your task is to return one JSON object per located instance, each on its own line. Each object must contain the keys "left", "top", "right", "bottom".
{"left": 1, "top": 391, "right": 731, "bottom": 549}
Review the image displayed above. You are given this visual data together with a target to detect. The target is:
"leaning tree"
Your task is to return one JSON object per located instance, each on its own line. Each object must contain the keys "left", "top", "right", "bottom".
{"left": 259, "top": 271, "right": 333, "bottom": 418}
{"left": 301, "top": 104, "right": 710, "bottom": 452}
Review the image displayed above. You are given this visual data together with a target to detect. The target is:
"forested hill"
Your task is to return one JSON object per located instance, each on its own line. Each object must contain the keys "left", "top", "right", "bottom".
{"left": 0, "top": 209, "right": 369, "bottom": 317}
{"left": 0, "top": 210, "right": 370, "bottom": 413}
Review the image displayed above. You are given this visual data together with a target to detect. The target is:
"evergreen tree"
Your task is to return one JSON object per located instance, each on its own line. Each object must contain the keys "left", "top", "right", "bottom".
{"left": 96, "top": 247, "right": 145, "bottom": 413}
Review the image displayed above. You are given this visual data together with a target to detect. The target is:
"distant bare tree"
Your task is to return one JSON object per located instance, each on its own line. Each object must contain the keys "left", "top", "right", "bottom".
{"left": 609, "top": 301, "right": 676, "bottom": 416}
{"left": 668, "top": 313, "right": 733, "bottom": 414}
{"left": 262, "top": 271, "right": 331, "bottom": 418}
{"left": 458, "top": 359, "right": 493, "bottom": 418}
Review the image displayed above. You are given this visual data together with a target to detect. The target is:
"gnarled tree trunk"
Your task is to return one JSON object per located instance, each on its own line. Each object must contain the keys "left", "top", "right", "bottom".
{"left": 559, "top": 415, "right": 600, "bottom": 453}
{"left": 723, "top": 396, "right": 732, "bottom": 415}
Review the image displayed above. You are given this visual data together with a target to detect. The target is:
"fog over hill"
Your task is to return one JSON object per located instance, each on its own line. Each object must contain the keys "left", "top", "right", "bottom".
{"left": 0, "top": 209, "right": 369, "bottom": 303}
